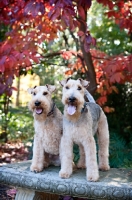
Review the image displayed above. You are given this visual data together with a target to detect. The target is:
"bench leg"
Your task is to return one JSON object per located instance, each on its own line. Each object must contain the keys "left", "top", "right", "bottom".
{"left": 15, "top": 188, "right": 59, "bottom": 200}
{"left": 15, "top": 189, "right": 35, "bottom": 200}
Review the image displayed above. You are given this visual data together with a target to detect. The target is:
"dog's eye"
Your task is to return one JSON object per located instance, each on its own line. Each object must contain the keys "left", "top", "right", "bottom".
{"left": 33, "top": 92, "right": 36, "bottom": 96}
{"left": 66, "top": 86, "right": 69, "bottom": 89}
{"left": 77, "top": 86, "right": 82, "bottom": 90}
{"left": 43, "top": 92, "right": 48, "bottom": 95}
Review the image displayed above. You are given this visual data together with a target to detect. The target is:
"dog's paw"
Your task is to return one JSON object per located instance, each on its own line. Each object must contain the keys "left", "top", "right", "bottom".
{"left": 99, "top": 164, "right": 110, "bottom": 171}
{"left": 59, "top": 170, "right": 71, "bottom": 179}
{"left": 30, "top": 164, "right": 43, "bottom": 173}
{"left": 87, "top": 171, "right": 99, "bottom": 182}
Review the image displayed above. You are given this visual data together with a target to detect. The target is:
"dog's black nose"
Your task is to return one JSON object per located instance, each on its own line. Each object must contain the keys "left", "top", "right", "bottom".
{"left": 35, "top": 101, "right": 41, "bottom": 106}
{"left": 69, "top": 97, "right": 76, "bottom": 102}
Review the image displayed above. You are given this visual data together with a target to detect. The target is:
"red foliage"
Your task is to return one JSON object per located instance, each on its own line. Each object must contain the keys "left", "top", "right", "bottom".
{"left": 0, "top": 0, "right": 131, "bottom": 105}
{"left": 97, "top": 0, "right": 132, "bottom": 34}
{"left": 91, "top": 49, "right": 132, "bottom": 111}
{"left": 0, "top": 1, "right": 61, "bottom": 95}
{"left": 0, "top": 0, "right": 94, "bottom": 96}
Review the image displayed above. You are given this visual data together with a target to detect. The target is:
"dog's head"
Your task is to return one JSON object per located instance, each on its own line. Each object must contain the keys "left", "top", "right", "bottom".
{"left": 27, "top": 85, "right": 56, "bottom": 119}
{"left": 60, "top": 78, "right": 89, "bottom": 116}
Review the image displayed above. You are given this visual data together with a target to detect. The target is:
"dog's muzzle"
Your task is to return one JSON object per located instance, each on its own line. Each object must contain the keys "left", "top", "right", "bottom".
{"left": 67, "top": 96, "right": 77, "bottom": 115}
{"left": 34, "top": 101, "right": 43, "bottom": 115}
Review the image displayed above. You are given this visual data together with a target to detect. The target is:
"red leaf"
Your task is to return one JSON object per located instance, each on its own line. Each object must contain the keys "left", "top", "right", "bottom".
{"left": 8, "top": 55, "right": 17, "bottom": 68}
{"left": 11, "top": 86, "right": 18, "bottom": 91}
{"left": 5, "top": 88, "right": 12, "bottom": 97}
{"left": 78, "top": 6, "right": 86, "bottom": 20}
{"left": 50, "top": 8, "right": 60, "bottom": 21}
{"left": 111, "top": 86, "right": 118, "bottom": 93}
{"left": 104, "top": 106, "right": 114, "bottom": 113}
{"left": 78, "top": 0, "right": 92, "bottom": 9}
{"left": 91, "top": 37, "right": 96, "bottom": 46}
{"left": 31, "top": 55, "right": 39, "bottom": 63}
{"left": 86, "top": 34, "right": 92, "bottom": 44}
{"left": 127, "top": 55, "right": 132, "bottom": 72}
{"left": 97, "top": 96, "right": 107, "bottom": 105}
{"left": 0, "top": 55, "right": 6, "bottom": 65}
{"left": 0, "top": 64, "right": 5, "bottom": 72}
{"left": 65, "top": 70, "right": 73, "bottom": 75}
{"left": 110, "top": 72, "right": 124, "bottom": 83}
{"left": 62, "top": 51, "right": 73, "bottom": 60}
{"left": 128, "top": 64, "right": 132, "bottom": 73}
{"left": 24, "top": 1, "right": 45, "bottom": 17}
{"left": 6, "top": 76, "right": 13, "bottom": 86}
{"left": 1, "top": 43, "right": 11, "bottom": 54}
{"left": 48, "top": 8, "right": 55, "bottom": 19}
{"left": 61, "top": 12, "right": 71, "bottom": 27}
{"left": 25, "top": 57, "right": 31, "bottom": 66}
{"left": 77, "top": 31, "right": 85, "bottom": 37}
{"left": 0, "top": 56, "right": 6, "bottom": 72}
{"left": 0, "top": 84, "right": 7, "bottom": 95}
{"left": 61, "top": 17, "right": 67, "bottom": 29}
{"left": 73, "top": 20, "right": 80, "bottom": 29}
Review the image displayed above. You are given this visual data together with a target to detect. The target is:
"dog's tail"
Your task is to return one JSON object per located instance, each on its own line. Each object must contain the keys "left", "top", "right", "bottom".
{"left": 85, "top": 90, "right": 96, "bottom": 103}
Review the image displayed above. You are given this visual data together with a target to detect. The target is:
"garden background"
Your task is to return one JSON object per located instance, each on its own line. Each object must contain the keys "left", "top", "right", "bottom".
{"left": 0, "top": 0, "right": 132, "bottom": 199}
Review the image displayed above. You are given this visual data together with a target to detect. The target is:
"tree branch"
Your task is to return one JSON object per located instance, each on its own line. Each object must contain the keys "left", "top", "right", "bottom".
{"left": 42, "top": 51, "right": 62, "bottom": 58}
{"left": 91, "top": 55, "right": 110, "bottom": 60}
{"left": 69, "top": 31, "right": 79, "bottom": 51}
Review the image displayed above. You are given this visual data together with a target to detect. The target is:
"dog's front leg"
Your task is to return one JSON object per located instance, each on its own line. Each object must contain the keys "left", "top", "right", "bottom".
{"left": 30, "top": 134, "right": 44, "bottom": 172}
{"left": 77, "top": 144, "right": 86, "bottom": 168}
{"left": 59, "top": 136, "right": 73, "bottom": 178}
{"left": 83, "top": 136, "right": 99, "bottom": 181}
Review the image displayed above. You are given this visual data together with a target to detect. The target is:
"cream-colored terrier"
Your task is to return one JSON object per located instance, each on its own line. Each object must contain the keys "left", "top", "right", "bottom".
{"left": 59, "top": 78, "right": 110, "bottom": 181}
{"left": 28, "top": 85, "right": 62, "bottom": 172}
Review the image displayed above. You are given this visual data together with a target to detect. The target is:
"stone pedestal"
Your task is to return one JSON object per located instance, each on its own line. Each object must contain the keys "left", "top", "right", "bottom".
{"left": 0, "top": 160, "right": 132, "bottom": 199}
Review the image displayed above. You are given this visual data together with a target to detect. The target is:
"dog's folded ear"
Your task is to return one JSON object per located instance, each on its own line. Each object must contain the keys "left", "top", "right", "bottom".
{"left": 46, "top": 85, "right": 56, "bottom": 93}
{"left": 27, "top": 86, "right": 37, "bottom": 94}
{"left": 27, "top": 88, "right": 33, "bottom": 94}
{"left": 78, "top": 78, "right": 89, "bottom": 88}
{"left": 60, "top": 77, "right": 71, "bottom": 86}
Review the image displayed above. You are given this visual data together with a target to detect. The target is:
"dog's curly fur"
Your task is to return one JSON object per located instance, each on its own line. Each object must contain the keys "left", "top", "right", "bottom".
{"left": 59, "top": 78, "right": 110, "bottom": 181}
{"left": 28, "top": 85, "right": 62, "bottom": 172}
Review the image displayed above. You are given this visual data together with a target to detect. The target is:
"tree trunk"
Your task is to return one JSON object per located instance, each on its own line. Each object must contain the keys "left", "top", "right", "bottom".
{"left": 16, "top": 77, "right": 20, "bottom": 107}
{"left": 79, "top": 8, "right": 97, "bottom": 95}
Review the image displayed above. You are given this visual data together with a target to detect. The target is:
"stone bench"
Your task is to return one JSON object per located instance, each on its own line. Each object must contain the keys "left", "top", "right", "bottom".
{"left": 0, "top": 160, "right": 132, "bottom": 200}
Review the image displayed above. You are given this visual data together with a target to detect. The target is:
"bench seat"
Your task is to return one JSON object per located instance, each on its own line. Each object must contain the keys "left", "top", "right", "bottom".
{"left": 0, "top": 160, "right": 132, "bottom": 200}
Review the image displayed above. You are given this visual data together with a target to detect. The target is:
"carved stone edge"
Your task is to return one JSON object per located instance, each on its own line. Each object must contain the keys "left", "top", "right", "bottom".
{"left": 0, "top": 170, "right": 132, "bottom": 200}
